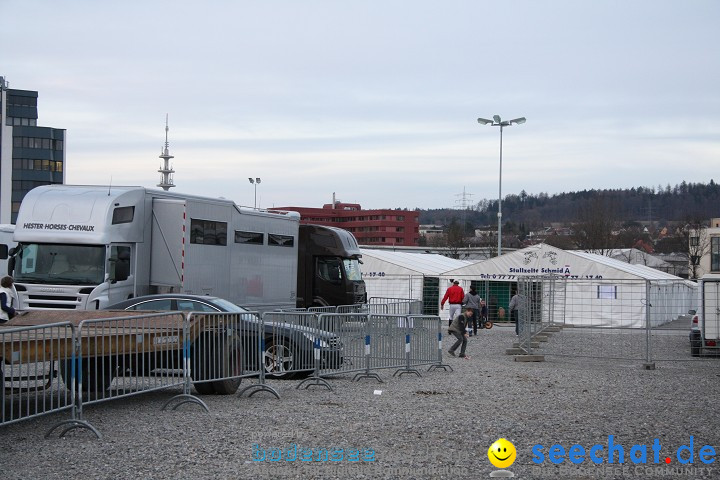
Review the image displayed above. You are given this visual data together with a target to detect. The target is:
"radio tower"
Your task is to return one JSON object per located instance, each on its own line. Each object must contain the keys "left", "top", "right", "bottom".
{"left": 157, "top": 114, "right": 175, "bottom": 190}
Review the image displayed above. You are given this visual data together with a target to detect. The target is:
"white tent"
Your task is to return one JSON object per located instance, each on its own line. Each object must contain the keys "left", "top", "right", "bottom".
{"left": 359, "top": 249, "right": 472, "bottom": 309}
{"left": 444, "top": 244, "right": 696, "bottom": 328}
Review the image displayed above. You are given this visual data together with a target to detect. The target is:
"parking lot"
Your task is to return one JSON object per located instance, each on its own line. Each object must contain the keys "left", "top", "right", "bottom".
{"left": 1, "top": 323, "right": 718, "bottom": 479}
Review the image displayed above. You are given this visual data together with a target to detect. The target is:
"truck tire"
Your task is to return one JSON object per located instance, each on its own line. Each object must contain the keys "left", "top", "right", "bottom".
{"left": 263, "top": 339, "right": 296, "bottom": 379}
{"left": 59, "top": 356, "right": 115, "bottom": 396}
{"left": 191, "top": 333, "right": 243, "bottom": 395}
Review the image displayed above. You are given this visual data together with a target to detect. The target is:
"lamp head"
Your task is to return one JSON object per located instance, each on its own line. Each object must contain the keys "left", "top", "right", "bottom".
{"left": 493, "top": 115, "right": 501, "bottom": 123}
{"left": 248, "top": 178, "right": 254, "bottom": 184}
{"left": 477, "top": 117, "right": 493, "bottom": 125}
{"left": 510, "top": 117, "right": 526, "bottom": 125}
{"left": 256, "top": 178, "right": 261, "bottom": 184}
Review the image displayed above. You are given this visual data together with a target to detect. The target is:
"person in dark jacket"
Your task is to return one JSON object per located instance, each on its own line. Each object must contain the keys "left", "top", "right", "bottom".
{"left": 462, "top": 287, "right": 481, "bottom": 335}
{"left": 447, "top": 307, "right": 473, "bottom": 358}
{"left": 480, "top": 299, "right": 489, "bottom": 329}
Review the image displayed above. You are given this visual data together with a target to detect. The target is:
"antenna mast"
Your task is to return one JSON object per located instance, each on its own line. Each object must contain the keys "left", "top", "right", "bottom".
{"left": 157, "top": 114, "right": 176, "bottom": 190}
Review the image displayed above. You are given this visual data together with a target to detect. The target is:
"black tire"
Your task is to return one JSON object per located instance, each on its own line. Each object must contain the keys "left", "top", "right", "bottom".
{"left": 59, "top": 356, "right": 115, "bottom": 396}
{"left": 263, "top": 338, "right": 296, "bottom": 379}
{"left": 191, "top": 333, "right": 243, "bottom": 395}
{"left": 690, "top": 341, "right": 702, "bottom": 357}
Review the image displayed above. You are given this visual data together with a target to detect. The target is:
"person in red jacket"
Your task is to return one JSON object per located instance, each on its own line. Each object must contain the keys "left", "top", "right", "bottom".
{"left": 440, "top": 279, "right": 465, "bottom": 327}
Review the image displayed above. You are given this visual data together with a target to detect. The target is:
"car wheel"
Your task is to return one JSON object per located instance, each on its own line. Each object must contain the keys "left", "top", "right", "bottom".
{"left": 263, "top": 340, "right": 295, "bottom": 379}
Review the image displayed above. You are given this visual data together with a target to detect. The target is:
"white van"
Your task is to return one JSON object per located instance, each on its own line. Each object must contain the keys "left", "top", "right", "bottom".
{"left": 690, "top": 274, "right": 720, "bottom": 356}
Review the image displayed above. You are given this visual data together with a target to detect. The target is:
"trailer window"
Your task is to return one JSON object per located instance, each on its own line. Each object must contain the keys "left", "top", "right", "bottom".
{"left": 234, "top": 231, "right": 264, "bottom": 245}
{"left": 190, "top": 219, "right": 227, "bottom": 246}
{"left": 112, "top": 206, "right": 135, "bottom": 224}
{"left": 268, "top": 234, "right": 294, "bottom": 247}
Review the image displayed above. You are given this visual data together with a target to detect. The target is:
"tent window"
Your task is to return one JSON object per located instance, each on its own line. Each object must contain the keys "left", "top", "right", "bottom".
{"left": 597, "top": 285, "right": 617, "bottom": 299}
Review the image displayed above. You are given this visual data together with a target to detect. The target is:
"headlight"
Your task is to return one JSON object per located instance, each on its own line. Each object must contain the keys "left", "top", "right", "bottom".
{"left": 302, "top": 332, "right": 329, "bottom": 348}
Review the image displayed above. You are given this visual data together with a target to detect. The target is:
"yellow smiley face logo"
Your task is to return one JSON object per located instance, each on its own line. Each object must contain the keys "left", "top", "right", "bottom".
{"left": 487, "top": 438, "right": 517, "bottom": 469}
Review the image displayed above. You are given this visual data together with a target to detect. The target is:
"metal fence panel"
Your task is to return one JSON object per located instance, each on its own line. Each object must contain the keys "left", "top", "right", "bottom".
{"left": 187, "top": 311, "right": 263, "bottom": 395}
{"left": 1, "top": 322, "right": 74, "bottom": 427}
{"left": 73, "top": 312, "right": 187, "bottom": 410}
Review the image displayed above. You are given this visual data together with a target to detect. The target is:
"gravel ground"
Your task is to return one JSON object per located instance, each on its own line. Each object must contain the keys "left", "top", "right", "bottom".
{"left": 1, "top": 324, "right": 718, "bottom": 479}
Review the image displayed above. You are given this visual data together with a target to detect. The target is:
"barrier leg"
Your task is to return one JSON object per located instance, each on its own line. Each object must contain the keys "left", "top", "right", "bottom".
{"left": 297, "top": 341, "right": 332, "bottom": 391}
{"left": 394, "top": 333, "right": 421, "bottom": 377}
{"left": 353, "top": 335, "right": 383, "bottom": 383}
{"left": 237, "top": 338, "right": 280, "bottom": 399}
{"left": 428, "top": 331, "right": 453, "bottom": 372}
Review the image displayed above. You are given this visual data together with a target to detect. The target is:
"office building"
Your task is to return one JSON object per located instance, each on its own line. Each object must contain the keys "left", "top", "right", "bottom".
{"left": 276, "top": 201, "right": 420, "bottom": 246}
{"left": 0, "top": 76, "right": 66, "bottom": 223}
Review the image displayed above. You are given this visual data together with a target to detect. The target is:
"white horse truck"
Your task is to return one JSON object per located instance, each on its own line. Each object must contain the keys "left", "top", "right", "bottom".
{"left": 690, "top": 273, "right": 720, "bottom": 356}
{"left": 9, "top": 185, "right": 300, "bottom": 312}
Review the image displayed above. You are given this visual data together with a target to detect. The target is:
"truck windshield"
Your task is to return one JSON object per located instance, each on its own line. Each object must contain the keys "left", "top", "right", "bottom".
{"left": 14, "top": 243, "right": 105, "bottom": 285}
{"left": 343, "top": 259, "right": 363, "bottom": 281}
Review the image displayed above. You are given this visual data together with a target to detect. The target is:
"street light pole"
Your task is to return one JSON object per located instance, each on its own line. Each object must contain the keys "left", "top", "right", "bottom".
{"left": 248, "top": 177, "right": 261, "bottom": 208}
{"left": 477, "top": 115, "right": 526, "bottom": 256}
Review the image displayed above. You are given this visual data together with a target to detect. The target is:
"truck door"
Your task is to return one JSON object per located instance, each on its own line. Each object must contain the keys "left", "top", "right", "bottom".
{"left": 107, "top": 243, "right": 134, "bottom": 305}
{"left": 314, "top": 256, "right": 344, "bottom": 305}
{"left": 150, "top": 199, "right": 186, "bottom": 291}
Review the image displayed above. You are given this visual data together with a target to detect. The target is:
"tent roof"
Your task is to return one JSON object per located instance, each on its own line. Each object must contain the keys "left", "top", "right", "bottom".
{"left": 445, "top": 243, "right": 685, "bottom": 281}
{"left": 569, "top": 250, "right": 683, "bottom": 280}
{"left": 360, "top": 248, "right": 472, "bottom": 275}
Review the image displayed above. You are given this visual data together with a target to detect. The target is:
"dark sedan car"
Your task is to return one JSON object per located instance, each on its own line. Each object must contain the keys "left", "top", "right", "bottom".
{"left": 106, "top": 294, "right": 343, "bottom": 386}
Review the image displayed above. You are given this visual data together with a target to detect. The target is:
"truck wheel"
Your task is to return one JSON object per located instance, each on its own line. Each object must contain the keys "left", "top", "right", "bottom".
{"left": 263, "top": 340, "right": 295, "bottom": 379}
{"left": 59, "top": 356, "right": 115, "bottom": 396}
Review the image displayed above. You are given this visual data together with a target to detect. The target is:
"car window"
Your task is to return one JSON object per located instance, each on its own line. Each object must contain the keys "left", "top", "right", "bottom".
{"left": 177, "top": 300, "right": 219, "bottom": 312}
{"left": 131, "top": 299, "right": 173, "bottom": 311}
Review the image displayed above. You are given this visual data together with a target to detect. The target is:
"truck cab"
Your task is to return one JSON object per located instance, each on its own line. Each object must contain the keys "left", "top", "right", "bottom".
{"left": 297, "top": 224, "right": 366, "bottom": 308}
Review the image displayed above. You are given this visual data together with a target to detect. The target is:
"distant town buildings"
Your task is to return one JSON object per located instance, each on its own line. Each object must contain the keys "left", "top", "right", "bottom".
{"left": 690, "top": 218, "right": 720, "bottom": 278}
{"left": 0, "top": 76, "right": 66, "bottom": 223}
{"left": 276, "top": 201, "right": 420, "bottom": 246}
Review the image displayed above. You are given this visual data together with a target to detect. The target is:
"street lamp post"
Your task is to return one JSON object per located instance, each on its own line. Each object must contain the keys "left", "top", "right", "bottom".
{"left": 477, "top": 115, "right": 526, "bottom": 256}
{"left": 248, "top": 177, "right": 261, "bottom": 208}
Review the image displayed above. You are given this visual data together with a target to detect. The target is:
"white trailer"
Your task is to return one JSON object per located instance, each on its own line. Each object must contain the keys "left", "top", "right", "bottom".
{"left": 0, "top": 224, "right": 15, "bottom": 276}
{"left": 10, "top": 185, "right": 299, "bottom": 311}
{"left": 690, "top": 273, "right": 720, "bottom": 356}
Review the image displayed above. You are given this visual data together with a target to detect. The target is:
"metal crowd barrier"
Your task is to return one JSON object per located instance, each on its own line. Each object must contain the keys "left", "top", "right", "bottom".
{"left": 186, "top": 311, "right": 266, "bottom": 396}
{"left": 46, "top": 312, "right": 195, "bottom": 438}
{"left": 313, "top": 313, "right": 445, "bottom": 382}
{"left": 3, "top": 309, "right": 447, "bottom": 437}
{"left": 368, "top": 298, "right": 424, "bottom": 315}
{"left": 1, "top": 322, "right": 74, "bottom": 428}
{"left": 240, "top": 311, "right": 340, "bottom": 394}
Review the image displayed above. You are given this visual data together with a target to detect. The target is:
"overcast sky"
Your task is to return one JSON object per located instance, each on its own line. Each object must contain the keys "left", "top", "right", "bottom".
{"left": 2, "top": 0, "right": 718, "bottom": 211}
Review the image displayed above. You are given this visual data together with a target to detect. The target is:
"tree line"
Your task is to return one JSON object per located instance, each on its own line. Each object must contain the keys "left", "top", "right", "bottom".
{"left": 419, "top": 180, "right": 720, "bottom": 229}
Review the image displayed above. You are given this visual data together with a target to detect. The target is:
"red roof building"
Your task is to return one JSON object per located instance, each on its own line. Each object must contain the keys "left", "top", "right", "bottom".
{"left": 275, "top": 202, "right": 420, "bottom": 246}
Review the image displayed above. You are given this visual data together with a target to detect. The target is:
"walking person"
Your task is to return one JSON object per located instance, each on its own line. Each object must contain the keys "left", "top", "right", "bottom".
{"left": 440, "top": 279, "right": 465, "bottom": 328}
{"left": 462, "top": 287, "right": 481, "bottom": 336}
{"left": 448, "top": 307, "right": 473, "bottom": 358}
